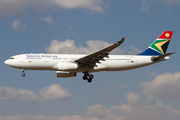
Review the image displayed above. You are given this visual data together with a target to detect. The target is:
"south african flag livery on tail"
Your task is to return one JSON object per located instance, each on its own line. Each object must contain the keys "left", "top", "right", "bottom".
{"left": 138, "top": 31, "right": 173, "bottom": 56}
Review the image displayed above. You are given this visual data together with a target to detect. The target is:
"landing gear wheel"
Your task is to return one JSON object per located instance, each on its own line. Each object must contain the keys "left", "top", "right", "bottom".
{"left": 89, "top": 74, "right": 94, "bottom": 79}
{"left": 87, "top": 78, "right": 92, "bottom": 83}
{"left": 85, "top": 72, "right": 89, "bottom": 76}
{"left": 22, "top": 73, "right": 25, "bottom": 77}
{"left": 22, "top": 69, "right": 25, "bottom": 77}
{"left": 83, "top": 76, "right": 87, "bottom": 80}
{"left": 83, "top": 71, "right": 94, "bottom": 83}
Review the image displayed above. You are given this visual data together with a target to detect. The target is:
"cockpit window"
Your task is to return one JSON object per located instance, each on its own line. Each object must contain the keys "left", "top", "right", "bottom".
{"left": 10, "top": 57, "right": 14, "bottom": 59}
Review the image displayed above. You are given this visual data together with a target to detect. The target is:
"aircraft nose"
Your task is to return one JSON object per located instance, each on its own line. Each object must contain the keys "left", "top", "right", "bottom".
{"left": 4, "top": 59, "right": 10, "bottom": 66}
{"left": 4, "top": 60, "right": 8, "bottom": 65}
{"left": 4, "top": 59, "right": 18, "bottom": 68}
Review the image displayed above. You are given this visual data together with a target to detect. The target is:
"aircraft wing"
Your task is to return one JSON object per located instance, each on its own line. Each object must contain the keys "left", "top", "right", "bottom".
{"left": 74, "top": 38, "right": 125, "bottom": 67}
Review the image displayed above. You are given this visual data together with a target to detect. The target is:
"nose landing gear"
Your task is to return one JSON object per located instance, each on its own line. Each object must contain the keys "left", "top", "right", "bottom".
{"left": 83, "top": 72, "right": 94, "bottom": 83}
{"left": 22, "top": 69, "right": 25, "bottom": 77}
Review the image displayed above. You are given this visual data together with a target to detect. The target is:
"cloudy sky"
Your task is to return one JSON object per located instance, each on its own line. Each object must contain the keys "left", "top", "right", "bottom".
{"left": 0, "top": 0, "right": 180, "bottom": 120}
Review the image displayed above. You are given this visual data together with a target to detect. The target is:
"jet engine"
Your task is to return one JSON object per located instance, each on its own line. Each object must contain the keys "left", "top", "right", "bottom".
{"left": 56, "top": 71, "right": 76, "bottom": 78}
{"left": 58, "top": 62, "right": 78, "bottom": 71}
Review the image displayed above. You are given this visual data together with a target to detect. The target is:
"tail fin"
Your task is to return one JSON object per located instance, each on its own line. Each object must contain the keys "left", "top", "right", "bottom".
{"left": 138, "top": 31, "right": 173, "bottom": 56}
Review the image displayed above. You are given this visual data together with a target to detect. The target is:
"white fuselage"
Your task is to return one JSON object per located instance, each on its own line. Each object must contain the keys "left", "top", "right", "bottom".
{"left": 4, "top": 54, "right": 160, "bottom": 73}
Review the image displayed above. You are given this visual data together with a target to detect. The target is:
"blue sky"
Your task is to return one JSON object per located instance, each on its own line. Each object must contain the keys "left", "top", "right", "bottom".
{"left": 0, "top": 0, "right": 180, "bottom": 120}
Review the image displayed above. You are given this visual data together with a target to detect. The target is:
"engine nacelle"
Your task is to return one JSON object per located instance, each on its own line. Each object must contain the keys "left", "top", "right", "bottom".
{"left": 56, "top": 71, "right": 76, "bottom": 78}
{"left": 58, "top": 62, "right": 78, "bottom": 71}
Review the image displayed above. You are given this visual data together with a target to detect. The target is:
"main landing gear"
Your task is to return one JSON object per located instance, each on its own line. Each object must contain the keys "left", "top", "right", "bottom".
{"left": 22, "top": 69, "right": 25, "bottom": 77}
{"left": 83, "top": 72, "right": 94, "bottom": 83}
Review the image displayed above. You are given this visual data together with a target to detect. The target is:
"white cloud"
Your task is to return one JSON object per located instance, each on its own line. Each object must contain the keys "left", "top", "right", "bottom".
{"left": 104, "top": 3, "right": 109, "bottom": 10}
{"left": 46, "top": 39, "right": 124, "bottom": 54}
{"left": 158, "top": 0, "right": 179, "bottom": 8}
{"left": 46, "top": 39, "right": 141, "bottom": 55}
{"left": 84, "top": 104, "right": 108, "bottom": 119}
{"left": 54, "top": 0, "right": 104, "bottom": 13}
{"left": 140, "top": 71, "right": 180, "bottom": 99}
{"left": 67, "top": 23, "right": 78, "bottom": 37}
{"left": 42, "top": 16, "right": 56, "bottom": 24}
{"left": 0, "top": 90, "right": 180, "bottom": 120}
{"left": 0, "top": 0, "right": 105, "bottom": 17}
{"left": 141, "top": 0, "right": 180, "bottom": 13}
{"left": 39, "top": 84, "right": 72, "bottom": 102}
{"left": 141, "top": 0, "right": 149, "bottom": 13}
{"left": 111, "top": 101, "right": 180, "bottom": 120}
{"left": 0, "top": 86, "right": 37, "bottom": 101}
{"left": 0, "top": 114, "right": 85, "bottom": 120}
{"left": 150, "top": 71, "right": 157, "bottom": 76}
{"left": 99, "top": 86, "right": 110, "bottom": 92}
{"left": 46, "top": 39, "right": 142, "bottom": 55}
{"left": 127, "top": 45, "right": 142, "bottom": 55}
{"left": 96, "top": 86, "right": 110, "bottom": 94}
{"left": 126, "top": 91, "right": 142, "bottom": 105}
{"left": 12, "top": 19, "right": 27, "bottom": 31}
{"left": 1, "top": 101, "right": 180, "bottom": 120}
{"left": 0, "top": 84, "right": 72, "bottom": 102}
{"left": 146, "top": 95, "right": 157, "bottom": 104}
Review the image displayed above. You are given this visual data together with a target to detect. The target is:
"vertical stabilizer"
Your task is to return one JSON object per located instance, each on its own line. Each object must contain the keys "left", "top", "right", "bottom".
{"left": 138, "top": 31, "right": 173, "bottom": 56}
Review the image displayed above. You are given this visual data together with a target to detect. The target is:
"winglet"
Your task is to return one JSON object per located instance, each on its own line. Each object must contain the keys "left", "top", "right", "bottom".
{"left": 117, "top": 37, "right": 125, "bottom": 43}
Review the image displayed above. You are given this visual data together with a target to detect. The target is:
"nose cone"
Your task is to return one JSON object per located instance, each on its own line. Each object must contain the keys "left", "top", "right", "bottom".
{"left": 4, "top": 59, "right": 12, "bottom": 66}
{"left": 4, "top": 59, "right": 19, "bottom": 68}
{"left": 4, "top": 60, "right": 8, "bottom": 65}
{"left": 4, "top": 60, "right": 10, "bottom": 66}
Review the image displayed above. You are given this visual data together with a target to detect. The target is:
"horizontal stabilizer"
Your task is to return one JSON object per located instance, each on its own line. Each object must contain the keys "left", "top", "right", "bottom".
{"left": 151, "top": 52, "right": 175, "bottom": 62}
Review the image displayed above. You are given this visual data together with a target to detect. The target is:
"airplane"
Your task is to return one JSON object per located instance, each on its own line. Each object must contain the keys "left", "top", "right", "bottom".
{"left": 4, "top": 31, "right": 175, "bottom": 83}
